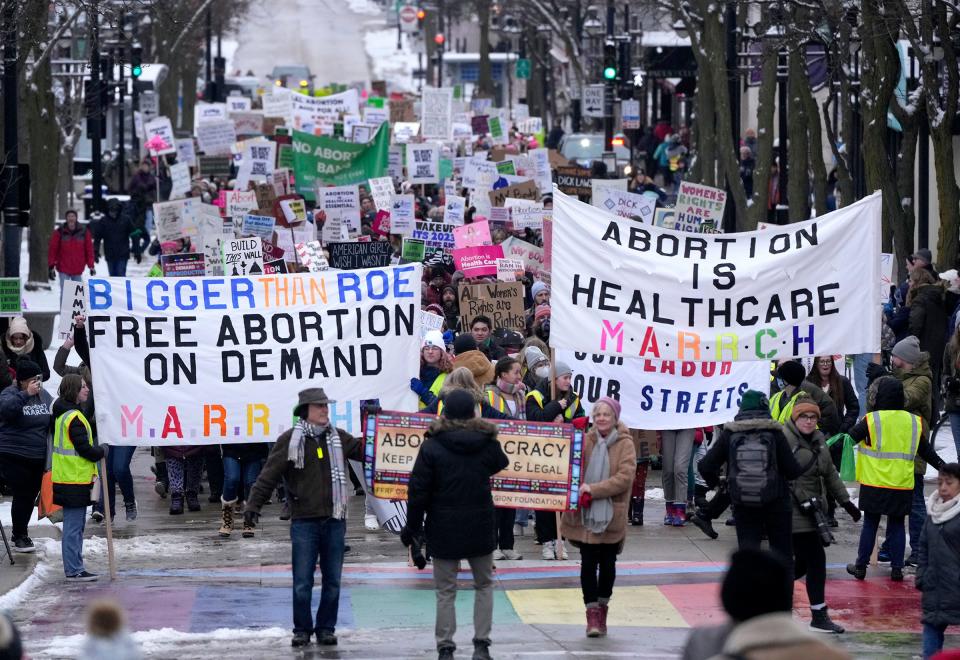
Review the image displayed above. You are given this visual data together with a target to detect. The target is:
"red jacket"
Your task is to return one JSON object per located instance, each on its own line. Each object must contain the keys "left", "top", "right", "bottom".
{"left": 48, "top": 224, "right": 94, "bottom": 275}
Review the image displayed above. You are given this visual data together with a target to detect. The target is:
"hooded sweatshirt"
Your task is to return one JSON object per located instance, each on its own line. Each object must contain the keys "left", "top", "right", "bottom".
{"left": 0, "top": 382, "right": 53, "bottom": 460}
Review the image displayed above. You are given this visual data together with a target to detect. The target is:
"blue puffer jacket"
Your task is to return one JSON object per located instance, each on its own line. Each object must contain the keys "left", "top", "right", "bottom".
{"left": 0, "top": 383, "right": 53, "bottom": 460}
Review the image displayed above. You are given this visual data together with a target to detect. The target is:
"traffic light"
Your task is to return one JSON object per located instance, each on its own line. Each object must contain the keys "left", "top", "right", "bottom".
{"left": 131, "top": 45, "right": 142, "bottom": 79}
{"left": 417, "top": 7, "right": 426, "bottom": 29}
{"left": 434, "top": 33, "right": 445, "bottom": 45}
{"left": 603, "top": 42, "right": 618, "bottom": 81}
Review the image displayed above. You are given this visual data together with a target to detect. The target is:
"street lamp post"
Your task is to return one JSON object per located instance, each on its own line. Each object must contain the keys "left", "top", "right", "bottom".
{"left": 2, "top": 0, "right": 21, "bottom": 276}
{"left": 603, "top": 0, "right": 614, "bottom": 152}
{"left": 90, "top": 4, "right": 104, "bottom": 216}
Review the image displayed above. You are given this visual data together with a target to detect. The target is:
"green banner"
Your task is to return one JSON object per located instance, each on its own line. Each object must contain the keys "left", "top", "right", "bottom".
{"left": 292, "top": 124, "right": 390, "bottom": 201}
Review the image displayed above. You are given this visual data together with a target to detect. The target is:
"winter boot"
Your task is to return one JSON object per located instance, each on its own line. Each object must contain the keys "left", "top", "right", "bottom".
{"left": 809, "top": 606, "right": 845, "bottom": 634}
{"left": 846, "top": 563, "right": 866, "bottom": 580}
{"left": 672, "top": 503, "right": 687, "bottom": 527}
{"left": 169, "top": 492, "right": 184, "bottom": 515}
{"left": 585, "top": 605, "right": 603, "bottom": 638}
{"left": 629, "top": 497, "right": 644, "bottom": 526}
{"left": 472, "top": 639, "right": 492, "bottom": 660}
{"left": 242, "top": 515, "right": 255, "bottom": 538}
{"left": 691, "top": 512, "right": 719, "bottom": 540}
{"left": 891, "top": 567, "right": 904, "bottom": 582}
{"left": 219, "top": 498, "right": 236, "bottom": 537}
{"left": 186, "top": 490, "right": 201, "bottom": 512}
{"left": 598, "top": 598, "right": 609, "bottom": 636}
{"left": 663, "top": 502, "right": 675, "bottom": 525}
{"left": 124, "top": 501, "right": 138, "bottom": 522}
{"left": 154, "top": 463, "right": 168, "bottom": 499}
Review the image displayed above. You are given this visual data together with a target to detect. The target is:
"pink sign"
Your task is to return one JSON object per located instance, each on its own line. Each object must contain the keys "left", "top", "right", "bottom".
{"left": 453, "top": 220, "right": 492, "bottom": 249}
{"left": 453, "top": 245, "right": 504, "bottom": 278}
{"left": 372, "top": 209, "right": 391, "bottom": 236}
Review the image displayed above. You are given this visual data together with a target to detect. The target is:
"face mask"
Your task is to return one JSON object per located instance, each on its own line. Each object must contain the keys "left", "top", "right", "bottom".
{"left": 535, "top": 366, "right": 550, "bottom": 379}
{"left": 775, "top": 378, "right": 785, "bottom": 390}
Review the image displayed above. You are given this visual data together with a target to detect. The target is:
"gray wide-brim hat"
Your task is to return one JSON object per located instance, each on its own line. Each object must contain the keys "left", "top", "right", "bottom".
{"left": 294, "top": 387, "right": 336, "bottom": 418}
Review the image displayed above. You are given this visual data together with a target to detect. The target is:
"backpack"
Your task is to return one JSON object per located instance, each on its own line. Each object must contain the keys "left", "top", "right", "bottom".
{"left": 727, "top": 429, "right": 780, "bottom": 507}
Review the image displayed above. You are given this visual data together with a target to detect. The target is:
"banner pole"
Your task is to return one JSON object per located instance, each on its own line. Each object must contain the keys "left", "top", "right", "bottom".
{"left": 99, "top": 457, "right": 117, "bottom": 581}
{"left": 549, "top": 348, "right": 566, "bottom": 560}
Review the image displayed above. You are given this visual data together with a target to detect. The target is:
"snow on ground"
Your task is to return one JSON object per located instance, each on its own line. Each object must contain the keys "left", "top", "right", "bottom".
{"left": 346, "top": 0, "right": 382, "bottom": 15}
{"left": 364, "top": 29, "right": 419, "bottom": 93}
{"left": 34, "top": 627, "right": 290, "bottom": 659}
{"left": 0, "top": 538, "right": 58, "bottom": 611}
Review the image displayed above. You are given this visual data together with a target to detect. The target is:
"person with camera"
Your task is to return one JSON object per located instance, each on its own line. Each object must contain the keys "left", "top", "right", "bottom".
{"left": 782, "top": 395, "right": 861, "bottom": 634}
{"left": 242, "top": 387, "right": 362, "bottom": 648}
{"left": 846, "top": 376, "right": 944, "bottom": 582}
{"left": 402, "top": 388, "right": 509, "bottom": 660}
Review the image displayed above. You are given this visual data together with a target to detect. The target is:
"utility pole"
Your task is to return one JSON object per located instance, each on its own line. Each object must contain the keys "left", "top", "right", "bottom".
{"left": 116, "top": 42, "right": 126, "bottom": 189}
{"left": 90, "top": 2, "right": 104, "bottom": 215}
{"left": 603, "top": 0, "right": 614, "bottom": 153}
{"left": 2, "top": 0, "right": 21, "bottom": 276}
{"left": 204, "top": 7, "right": 212, "bottom": 100}
{"left": 131, "top": 42, "right": 141, "bottom": 162}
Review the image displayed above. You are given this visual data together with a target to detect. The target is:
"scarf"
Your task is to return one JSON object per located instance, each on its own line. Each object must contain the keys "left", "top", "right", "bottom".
{"left": 927, "top": 491, "right": 960, "bottom": 524}
{"left": 6, "top": 334, "right": 33, "bottom": 357}
{"left": 288, "top": 419, "right": 350, "bottom": 520}
{"left": 496, "top": 378, "right": 524, "bottom": 395}
{"left": 581, "top": 428, "right": 618, "bottom": 534}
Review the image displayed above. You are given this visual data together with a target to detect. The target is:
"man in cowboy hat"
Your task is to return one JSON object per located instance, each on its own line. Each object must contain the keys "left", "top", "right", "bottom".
{"left": 244, "top": 387, "right": 363, "bottom": 648}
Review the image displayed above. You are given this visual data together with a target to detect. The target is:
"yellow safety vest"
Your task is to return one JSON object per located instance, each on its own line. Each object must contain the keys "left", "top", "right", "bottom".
{"left": 418, "top": 373, "right": 447, "bottom": 411}
{"left": 436, "top": 400, "right": 482, "bottom": 418}
{"left": 52, "top": 410, "right": 97, "bottom": 486}
{"left": 769, "top": 390, "right": 803, "bottom": 424}
{"left": 485, "top": 389, "right": 508, "bottom": 414}
{"left": 857, "top": 410, "right": 921, "bottom": 490}
{"left": 526, "top": 390, "right": 578, "bottom": 421}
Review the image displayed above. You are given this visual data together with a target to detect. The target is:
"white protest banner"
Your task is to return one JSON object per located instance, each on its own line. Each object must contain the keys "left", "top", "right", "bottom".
{"left": 176, "top": 138, "right": 197, "bottom": 167}
{"left": 421, "top": 87, "right": 453, "bottom": 140}
{"left": 558, "top": 350, "right": 772, "bottom": 430}
{"left": 443, "top": 194, "right": 466, "bottom": 226}
{"left": 295, "top": 241, "right": 330, "bottom": 271}
{"left": 407, "top": 143, "right": 439, "bottom": 184}
{"left": 169, "top": 162, "right": 192, "bottom": 200}
{"left": 223, "top": 237, "right": 264, "bottom": 276}
{"left": 368, "top": 176, "right": 395, "bottom": 212}
{"left": 226, "top": 95, "right": 252, "bottom": 113}
{"left": 390, "top": 195, "right": 416, "bottom": 235}
{"left": 550, "top": 190, "right": 883, "bottom": 362}
{"left": 674, "top": 181, "right": 727, "bottom": 233}
{"left": 592, "top": 188, "right": 656, "bottom": 224}
{"left": 196, "top": 120, "right": 237, "bottom": 156}
{"left": 242, "top": 214, "right": 276, "bottom": 241}
{"left": 58, "top": 281, "right": 86, "bottom": 340}
{"left": 144, "top": 117, "right": 176, "bottom": 154}
{"left": 85, "top": 266, "right": 422, "bottom": 445}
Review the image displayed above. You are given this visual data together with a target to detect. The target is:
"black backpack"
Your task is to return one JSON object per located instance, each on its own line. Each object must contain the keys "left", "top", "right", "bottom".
{"left": 727, "top": 429, "right": 780, "bottom": 507}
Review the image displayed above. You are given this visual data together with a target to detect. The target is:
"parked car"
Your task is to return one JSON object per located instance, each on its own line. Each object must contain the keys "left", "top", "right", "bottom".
{"left": 559, "top": 133, "right": 630, "bottom": 175}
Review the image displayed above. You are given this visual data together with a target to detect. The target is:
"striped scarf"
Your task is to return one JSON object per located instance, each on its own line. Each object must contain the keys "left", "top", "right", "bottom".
{"left": 288, "top": 420, "right": 350, "bottom": 520}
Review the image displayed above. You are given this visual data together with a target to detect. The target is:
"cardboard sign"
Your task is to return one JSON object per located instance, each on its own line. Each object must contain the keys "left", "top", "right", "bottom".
{"left": 223, "top": 237, "right": 264, "bottom": 276}
{"left": 275, "top": 195, "right": 307, "bottom": 227}
{"left": 496, "top": 258, "right": 525, "bottom": 282}
{"left": 368, "top": 176, "right": 395, "bottom": 212}
{"left": 443, "top": 194, "right": 466, "bottom": 226}
{"left": 407, "top": 143, "right": 439, "bottom": 184}
{"left": 241, "top": 214, "right": 276, "bottom": 240}
{"left": 294, "top": 240, "right": 329, "bottom": 271}
{"left": 506, "top": 200, "right": 544, "bottom": 231}
{"left": 453, "top": 221, "right": 492, "bottom": 249}
{"left": 674, "top": 181, "right": 728, "bottom": 233}
{"left": 144, "top": 117, "right": 176, "bottom": 154}
{"left": 224, "top": 190, "right": 258, "bottom": 218}
{"left": 58, "top": 281, "right": 85, "bottom": 340}
{"left": 176, "top": 138, "right": 197, "bottom": 166}
{"left": 554, "top": 166, "right": 592, "bottom": 198}
{"left": 160, "top": 252, "right": 205, "bottom": 277}
{"left": 231, "top": 111, "right": 264, "bottom": 136}
{"left": 196, "top": 119, "right": 237, "bottom": 156}
{"left": 389, "top": 195, "right": 416, "bottom": 235}
{"left": 401, "top": 238, "right": 426, "bottom": 262}
{"left": 153, "top": 199, "right": 189, "bottom": 242}
{"left": 457, "top": 281, "right": 525, "bottom": 331}
{"left": 411, "top": 222, "right": 455, "bottom": 250}
{"left": 327, "top": 241, "right": 394, "bottom": 270}
{"left": 169, "top": 162, "right": 191, "bottom": 200}
{"left": 390, "top": 98, "right": 416, "bottom": 123}
{"left": 488, "top": 180, "right": 539, "bottom": 208}
{"left": 365, "top": 412, "right": 583, "bottom": 511}
{"left": 453, "top": 245, "right": 504, "bottom": 278}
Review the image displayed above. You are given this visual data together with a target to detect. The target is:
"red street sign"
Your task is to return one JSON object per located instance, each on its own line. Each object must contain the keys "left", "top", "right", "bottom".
{"left": 399, "top": 5, "right": 418, "bottom": 23}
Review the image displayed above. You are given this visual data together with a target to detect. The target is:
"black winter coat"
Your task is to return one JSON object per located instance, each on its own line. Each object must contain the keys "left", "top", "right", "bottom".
{"left": 910, "top": 284, "right": 949, "bottom": 362}
{"left": 525, "top": 378, "right": 584, "bottom": 423}
{"left": 405, "top": 417, "right": 509, "bottom": 560}
{"left": 93, "top": 210, "right": 134, "bottom": 261}
{"left": 918, "top": 505, "right": 960, "bottom": 627}
{"left": 50, "top": 398, "right": 104, "bottom": 508}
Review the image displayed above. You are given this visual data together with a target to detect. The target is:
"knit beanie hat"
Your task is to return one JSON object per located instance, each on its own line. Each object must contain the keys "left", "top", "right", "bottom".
{"left": 422, "top": 330, "right": 445, "bottom": 350}
{"left": 6, "top": 317, "right": 29, "bottom": 338}
{"left": 721, "top": 549, "right": 793, "bottom": 622}
{"left": 531, "top": 281, "right": 549, "bottom": 299}
{"left": 594, "top": 396, "right": 621, "bottom": 421}
{"left": 534, "top": 304, "right": 551, "bottom": 323}
{"left": 14, "top": 359, "right": 41, "bottom": 382}
{"left": 554, "top": 361, "right": 573, "bottom": 378}
{"left": 892, "top": 335, "right": 922, "bottom": 366}
{"left": 524, "top": 346, "right": 548, "bottom": 368}
{"left": 790, "top": 396, "right": 821, "bottom": 421}
{"left": 453, "top": 334, "right": 477, "bottom": 355}
{"left": 776, "top": 360, "right": 807, "bottom": 387}
{"left": 442, "top": 388, "right": 476, "bottom": 421}
{"left": 739, "top": 390, "right": 769, "bottom": 413}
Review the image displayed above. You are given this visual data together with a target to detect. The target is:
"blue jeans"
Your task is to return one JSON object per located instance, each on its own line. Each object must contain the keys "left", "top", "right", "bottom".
{"left": 852, "top": 353, "right": 872, "bottom": 413}
{"left": 58, "top": 272, "right": 82, "bottom": 294}
{"left": 858, "top": 512, "right": 905, "bottom": 568}
{"left": 290, "top": 517, "right": 346, "bottom": 636}
{"left": 62, "top": 506, "right": 87, "bottom": 576}
{"left": 107, "top": 259, "right": 128, "bottom": 276}
{"left": 222, "top": 456, "right": 263, "bottom": 502}
{"left": 94, "top": 445, "right": 136, "bottom": 517}
{"left": 910, "top": 477, "right": 927, "bottom": 557}
{"left": 923, "top": 622, "right": 947, "bottom": 658}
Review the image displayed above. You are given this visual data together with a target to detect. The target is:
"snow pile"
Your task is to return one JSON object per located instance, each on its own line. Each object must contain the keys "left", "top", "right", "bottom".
{"left": 0, "top": 501, "right": 58, "bottom": 532}
{"left": 82, "top": 534, "right": 277, "bottom": 559}
{"left": 644, "top": 488, "right": 665, "bottom": 501}
{"left": 35, "top": 626, "right": 290, "bottom": 658}
{"left": 364, "top": 29, "right": 419, "bottom": 94}
{"left": 347, "top": 0, "right": 382, "bottom": 15}
{"left": 0, "top": 538, "right": 58, "bottom": 611}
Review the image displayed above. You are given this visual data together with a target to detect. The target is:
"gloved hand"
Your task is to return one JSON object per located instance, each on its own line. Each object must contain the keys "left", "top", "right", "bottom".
{"left": 400, "top": 525, "right": 415, "bottom": 547}
{"left": 842, "top": 500, "right": 861, "bottom": 522}
{"left": 243, "top": 511, "right": 260, "bottom": 528}
{"left": 89, "top": 268, "right": 96, "bottom": 276}
{"left": 571, "top": 416, "right": 588, "bottom": 432}
{"left": 48, "top": 266, "right": 56, "bottom": 281}
{"left": 865, "top": 362, "right": 887, "bottom": 383}
{"left": 410, "top": 377, "right": 429, "bottom": 397}
{"left": 442, "top": 330, "right": 454, "bottom": 346}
